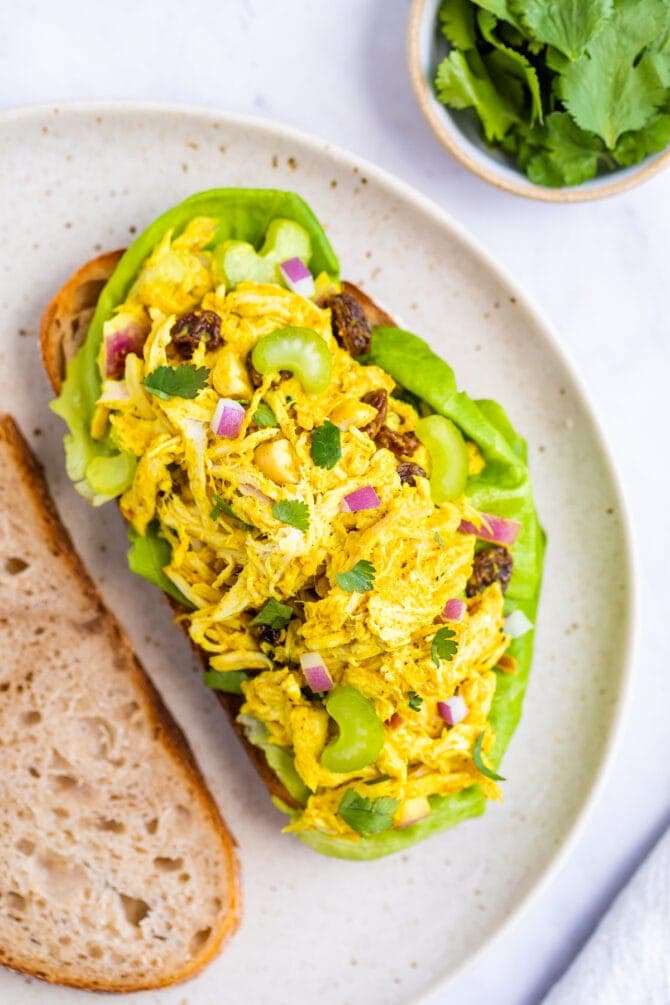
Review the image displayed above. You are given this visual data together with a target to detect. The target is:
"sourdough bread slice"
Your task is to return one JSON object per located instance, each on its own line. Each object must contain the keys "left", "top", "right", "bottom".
{"left": 0, "top": 416, "right": 240, "bottom": 991}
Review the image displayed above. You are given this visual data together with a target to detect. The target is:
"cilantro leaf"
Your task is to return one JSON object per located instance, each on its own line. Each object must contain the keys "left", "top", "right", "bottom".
{"left": 434, "top": 531, "right": 446, "bottom": 548}
{"left": 431, "top": 626, "right": 458, "bottom": 668}
{"left": 473, "top": 731, "right": 506, "bottom": 781}
{"left": 439, "top": 0, "right": 476, "bottom": 50}
{"left": 252, "top": 402, "right": 279, "bottom": 428}
{"left": 469, "top": 0, "right": 521, "bottom": 29}
{"left": 431, "top": 0, "right": 670, "bottom": 188}
{"left": 435, "top": 49, "right": 520, "bottom": 142}
{"left": 478, "top": 10, "right": 543, "bottom": 124}
{"left": 561, "top": 3, "right": 670, "bottom": 148}
{"left": 335, "top": 559, "right": 376, "bottom": 593}
{"left": 272, "top": 499, "right": 310, "bottom": 532}
{"left": 310, "top": 420, "right": 342, "bottom": 470}
{"left": 143, "top": 364, "right": 209, "bottom": 401}
{"left": 210, "top": 494, "right": 254, "bottom": 530}
{"left": 407, "top": 691, "right": 423, "bottom": 712}
{"left": 210, "top": 494, "right": 235, "bottom": 522}
{"left": 515, "top": 0, "right": 613, "bottom": 60}
{"left": 614, "top": 112, "right": 670, "bottom": 166}
{"left": 204, "top": 669, "right": 251, "bottom": 695}
{"left": 526, "top": 112, "right": 606, "bottom": 186}
{"left": 251, "top": 598, "right": 293, "bottom": 630}
{"left": 338, "top": 789, "right": 399, "bottom": 837}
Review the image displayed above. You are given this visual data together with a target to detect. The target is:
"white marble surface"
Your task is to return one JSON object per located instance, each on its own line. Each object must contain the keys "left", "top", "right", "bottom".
{"left": 0, "top": 2, "right": 668, "bottom": 1003}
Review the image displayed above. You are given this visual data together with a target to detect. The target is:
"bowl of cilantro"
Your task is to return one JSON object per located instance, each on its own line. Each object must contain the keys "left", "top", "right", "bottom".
{"left": 408, "top": 0, "right": 670, "bottom": 201}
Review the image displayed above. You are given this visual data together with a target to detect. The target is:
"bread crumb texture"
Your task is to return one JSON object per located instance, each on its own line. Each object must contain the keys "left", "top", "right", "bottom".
{"left": 0, "top": 416, "right": 239, "bottom": 991}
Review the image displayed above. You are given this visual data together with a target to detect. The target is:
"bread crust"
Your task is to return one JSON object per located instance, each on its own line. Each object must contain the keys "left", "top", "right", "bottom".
{"left": 40, "top": 250, "right": 124, "bottom": 395}
{"left": 0, "top": 415, "right": 240, "bottom": 991}
{"left": 39, "top": 254, "right": 398, "bottom": 816}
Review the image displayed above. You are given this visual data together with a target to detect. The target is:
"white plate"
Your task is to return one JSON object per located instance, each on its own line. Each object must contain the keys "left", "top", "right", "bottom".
{"left": 0, "top": 103, "right": 635, "bottom": 1004}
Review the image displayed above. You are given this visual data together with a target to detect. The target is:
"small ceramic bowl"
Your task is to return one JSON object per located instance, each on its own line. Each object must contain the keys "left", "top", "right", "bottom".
{"left": 408, "top": 0, "right": 670, "bottom": 202}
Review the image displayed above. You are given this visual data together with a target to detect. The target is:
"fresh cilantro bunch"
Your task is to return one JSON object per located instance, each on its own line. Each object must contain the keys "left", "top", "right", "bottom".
{"left": 434, "top": 0, "right": 670, "bottom": 187}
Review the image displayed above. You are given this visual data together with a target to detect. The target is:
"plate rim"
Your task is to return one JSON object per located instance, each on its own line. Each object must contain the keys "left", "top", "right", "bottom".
{"left": 0, "top": 99, "right": 640, "bottom": 1002}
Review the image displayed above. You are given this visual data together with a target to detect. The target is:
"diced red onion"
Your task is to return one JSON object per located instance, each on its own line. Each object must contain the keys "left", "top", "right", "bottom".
{"left": 438, "top": 696, "right": 468, "bottom": 727}
{"left": 104, "top": 322, "right": 146, "bottom": 378}
{"left": 211, "top": 398, "right": 245, "bottom": 438}
{"left": 442, "top": 598, "right": 466, "bottom": 621}
{"left": 239, "top": 482, "right": 272, "bottom": 504}
{"left": 504, "top": 609, "right": 534, "bottom": 639}
{"left": 340, "top": 486, "right": 381, "bottom": 513}
{"left": 458, "top": 513, "right": 521, "bottom": 546}
{"left": 279, "top": 257, "right": 315, "bottom": 298}
{"left": 299, "top": 652, "right": 333, "bottom": 692}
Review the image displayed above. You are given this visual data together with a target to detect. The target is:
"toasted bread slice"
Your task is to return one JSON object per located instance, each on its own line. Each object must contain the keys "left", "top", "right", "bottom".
{"left": 0, "top": 415, "right": 240, "bottom": 991}
{"left": 39, "top": 250, "right": 124, "bottom": 395}
{"left": 39, "top": 253, "right": 395, "bottom": 811}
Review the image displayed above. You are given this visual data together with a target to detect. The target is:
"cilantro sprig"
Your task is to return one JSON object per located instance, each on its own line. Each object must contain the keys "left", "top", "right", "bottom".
{"left": 310, "top": 420, "right": 342, "bottom": 470}
{"left": 431, "top": 626, "right": 458, "bottom": 669}
{"left": 336, "top": 559, "right": 376, "bottom": 593}
{"left": 251, "top": 598, "right": 293, "bottom": 630}
{"left": 433, "top": 0, "right": 670, "bottom": 188}
{"left": 210, "top": 494, "right": 254, "bottom": 531}
{"left": 272, "top": 499, "right": 310, "bottom": 532}
{"left": 473, "top": 731, "right": 506, "bottom": 782}
{"left": 252, "top": 402, "right": 279, "bottom": 428}
{"left": 407, "top": 691, "right": 423, "bottom": 712}
{"left": 338, "top": 789, "right": 399, "bottom": 837}
{"left": 144, "top": 364, "right": 209, "bottom": 400}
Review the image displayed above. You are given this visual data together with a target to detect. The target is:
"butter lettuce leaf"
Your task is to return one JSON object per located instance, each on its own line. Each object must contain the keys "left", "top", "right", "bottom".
{"left": 265, "top": 325, "right": 545, "bottom": 859}
{"left": 52, "top": 188, "right": 340, "bottom": 504}
{"left": 127, "top": 524, "right": 193, "bottom": 607}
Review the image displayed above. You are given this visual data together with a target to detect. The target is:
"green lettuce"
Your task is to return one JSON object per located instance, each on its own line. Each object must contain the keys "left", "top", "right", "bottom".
{"left": 51, "top": 187, "right": 339, "bottom": 580}
{"left": 265, "top": 326, "right": 545, "bottom": 859}
{"left": 127, "top": 524, "right": 193, "bottom": 607}
{"left": 51, "top": 187, "right": 340, "bottom": 504}
{"left": 51, "top": 191, "right": 543, "bottom": 860}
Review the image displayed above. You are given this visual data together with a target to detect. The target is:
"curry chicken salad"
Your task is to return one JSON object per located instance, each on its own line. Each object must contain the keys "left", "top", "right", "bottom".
{"left": 51, "top": 189, "right": 544, "bottom": 859}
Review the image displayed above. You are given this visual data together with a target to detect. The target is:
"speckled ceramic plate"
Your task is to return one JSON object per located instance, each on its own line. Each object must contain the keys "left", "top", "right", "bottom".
{"left": 0, "top": 103, "right": 635, "bottom": 1005}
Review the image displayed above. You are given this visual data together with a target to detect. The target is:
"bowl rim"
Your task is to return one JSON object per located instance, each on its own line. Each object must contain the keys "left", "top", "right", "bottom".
{"left": 407, "top": 0, "right": 670, "bottom": 203}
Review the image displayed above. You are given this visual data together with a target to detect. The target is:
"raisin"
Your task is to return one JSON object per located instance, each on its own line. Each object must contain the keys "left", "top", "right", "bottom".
{"left": 171, "top": 310, "right": 222, "bottom": 358}
{"left": 361, "top": 389, "right": 388, "bottom": 438}
{"left": 327, "top": 292, "right": 371, "bottom": 356}
{"left": 466, "top": 546, "right": 513, "bottom": 597}
{"left": 247, "top": 353, "right": 264, "bottom": 388}
{"left": 257, "top": 624, "right": 282, "bottom": 646}
{"left": 397, "top": 462, "right": 427, "bottom": 486}
{"left": 375, "top": 425, "right": 420, "bottom": 458}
